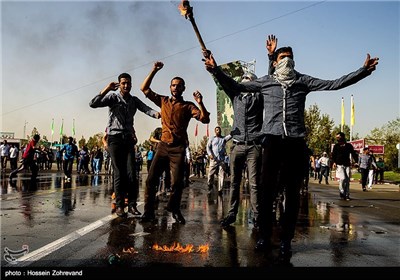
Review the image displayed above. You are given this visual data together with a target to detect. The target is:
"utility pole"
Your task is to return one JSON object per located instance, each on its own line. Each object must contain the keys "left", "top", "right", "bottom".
{"left": 23, "top": 121, "right": 28, "bottom": 139}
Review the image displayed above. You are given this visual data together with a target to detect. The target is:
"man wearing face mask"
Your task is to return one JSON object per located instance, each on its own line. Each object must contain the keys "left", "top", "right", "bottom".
{"left": 202, "top": 38, "right": 379, "bottom": 262}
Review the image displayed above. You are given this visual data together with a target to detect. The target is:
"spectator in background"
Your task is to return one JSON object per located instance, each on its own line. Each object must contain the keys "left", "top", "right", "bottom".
{"left": 93, "top": 146, "right": 104, "bottom": 175}
{"left": 332, "top": 132, "right": 359, "bottom": 199}
{"left": 318, "top": 152, "right": 330, "bottom": 185}
{"left": 313, "top": 155, "right": 321, "bottom": 180}
{"left": 9, "top": 144, "right": 19, "bottom": 171}
{"left": 9, "top": 135, "right": 40, "bottom": 181}
{"left": 206, "top": 126, "right": 232, "bottom": 196}
{"left": 367, "top": 150, "right": 377, "bottom": 190}
{"left": 60, "top": 137, "right": 79, "bottom": 182}
{"left": 374, "top": 157, "right": 385, "bottom": 184}
{"left": 78, "top": 145, "right": 90, "bottom": 174}
{"left": 146, "top": 145, "right": 155, "bottom": 173}
{"left": 55, "top": 146, "right": 63, "bottom": 171}
{"left": 0, "top": 140, "right": 11, "bottom": 171}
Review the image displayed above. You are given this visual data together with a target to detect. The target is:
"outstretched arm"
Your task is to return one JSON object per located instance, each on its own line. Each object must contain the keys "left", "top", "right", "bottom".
{"left": 140, "top": 61, "right": 164, "bottom": 96}
{"left": 203, "top": 50, "right": 259, "bottom": 95}
{"left": 363, "top": 53, "right": 379, "bottom": 73}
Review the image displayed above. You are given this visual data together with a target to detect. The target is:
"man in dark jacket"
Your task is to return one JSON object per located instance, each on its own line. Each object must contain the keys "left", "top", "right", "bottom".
{"left": 203, "top": 40, "right": 378, "bottom": 262}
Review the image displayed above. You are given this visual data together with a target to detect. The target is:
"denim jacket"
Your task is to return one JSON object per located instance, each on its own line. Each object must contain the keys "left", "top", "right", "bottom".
{"left": 213, "top": 66, "right": 371, "bottom": 138}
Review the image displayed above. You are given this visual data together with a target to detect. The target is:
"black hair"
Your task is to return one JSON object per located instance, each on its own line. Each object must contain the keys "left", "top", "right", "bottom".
{"left": 118, "top": 73, "right": 132, "bottom": 82}
{"left": 273, "top": 46, "right": 294, "bottom": 61}
{"left": 171, "top": 76, "right": 185, "bottom": 86}
{"left": 33, "top": 134, "right": 40, "bottom": 141}
{"left": 337, "top": 132, "right": 346, "bottom": 140}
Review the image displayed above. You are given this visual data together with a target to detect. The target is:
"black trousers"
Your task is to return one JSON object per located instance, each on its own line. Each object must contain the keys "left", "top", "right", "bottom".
{"left": 144, "top": 141, "right": 185, "bottom": 214}
{"left": 108, "top": 134, "right": 138, "bottom": 209}
{"left": 258, "top": 135, "right": 305, "bottom": 242}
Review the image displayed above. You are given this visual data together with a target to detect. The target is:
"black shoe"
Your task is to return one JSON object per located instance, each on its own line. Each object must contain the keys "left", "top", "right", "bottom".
{"left": 140, "top": 212, "right": 156, "bottom": 222}
{"left": 362, "top": 187, "right": 367, "bottom": 191}
{"left": 339, "top": 192, "right": 345, "bottom": 199}
{"left": 279, "top": 240, "right": 292, "bottom": 262}
{"left": 128, "top": 206, "right": 141, "bottom": 216}
{"left": 172, "top": 210, "right": 186, "bottom": 224}
{"left": 345, "top": 196, "right": 351, "bottom": 201}
{"left": 220, "top": 215, "right": 236, "bottom": 227}
{"left": 115, "top": 207, "right": 127, "bottom": 218}
{"left": 254, "top": 238, "right": 271, "bottom": 251}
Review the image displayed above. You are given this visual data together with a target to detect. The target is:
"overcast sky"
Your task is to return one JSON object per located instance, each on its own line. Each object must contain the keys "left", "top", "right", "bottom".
{"left": 1, "top": 0, "right": 399, "bottom": 145}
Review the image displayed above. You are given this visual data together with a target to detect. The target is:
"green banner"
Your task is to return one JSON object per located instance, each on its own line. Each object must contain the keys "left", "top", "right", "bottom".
{"left": 214, "top": 61, "right": 244, "bottom": 137}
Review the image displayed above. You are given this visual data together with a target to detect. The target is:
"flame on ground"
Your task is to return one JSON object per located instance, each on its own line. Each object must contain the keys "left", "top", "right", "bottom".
{"left": 122, "top": 247, "right": 138, "bottom": 254}
{"left": 152, "top": 242, "right": 209, "bottom": 253}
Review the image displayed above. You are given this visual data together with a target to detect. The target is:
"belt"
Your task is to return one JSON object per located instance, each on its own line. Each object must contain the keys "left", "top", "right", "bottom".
{"left": 161, "top": 141, "right": 185, "bottom": 148}
{"left": 233, "top": 139, "right": 261, "bottom": 145}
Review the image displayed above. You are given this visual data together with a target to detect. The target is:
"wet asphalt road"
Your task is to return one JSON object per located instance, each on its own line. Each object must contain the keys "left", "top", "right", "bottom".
{"left": 0, "top": 169, "right": 399, "bottom": 277}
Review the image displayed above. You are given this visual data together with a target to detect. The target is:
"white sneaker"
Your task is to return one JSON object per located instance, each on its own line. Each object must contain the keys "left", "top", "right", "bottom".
{"left": 367, "top": 186, "right": 372, "bottom": 190}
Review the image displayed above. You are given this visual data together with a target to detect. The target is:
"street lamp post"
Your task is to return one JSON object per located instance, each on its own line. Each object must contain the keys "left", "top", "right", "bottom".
{"left": 23, "top": 121, "right": 28, "bottom": 140}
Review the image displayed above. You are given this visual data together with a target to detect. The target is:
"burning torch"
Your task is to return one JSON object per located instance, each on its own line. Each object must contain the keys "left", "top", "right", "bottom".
{"left": 178, "top": 0, "right": 210, "bottom": 57}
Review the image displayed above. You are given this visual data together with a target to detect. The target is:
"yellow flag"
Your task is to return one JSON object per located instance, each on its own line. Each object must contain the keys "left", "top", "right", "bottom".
{"left": 351, "top": 95, "right": 355, "bottom": 126}
{"left": 341, "top": 97, "right": 345, "bottom": 131}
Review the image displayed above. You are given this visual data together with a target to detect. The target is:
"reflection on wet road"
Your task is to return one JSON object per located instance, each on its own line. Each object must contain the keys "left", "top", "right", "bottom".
{"left": 1, "top": 170, "right": 399, "bottom": 270}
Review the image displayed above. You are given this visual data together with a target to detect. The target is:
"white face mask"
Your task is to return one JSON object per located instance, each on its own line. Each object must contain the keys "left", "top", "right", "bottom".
{"left": 273, "top": 57, "right": 296, "bottom": 88}
{"left": 275, "top": 57, "right": 295, "bottom": 74}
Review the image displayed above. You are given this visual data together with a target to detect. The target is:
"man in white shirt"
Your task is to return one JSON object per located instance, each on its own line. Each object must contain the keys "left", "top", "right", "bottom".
{"left": 318, "top": 152, "right": 330, "bottom": 184}
{"left": 9, "top": 144, "right": 19, "bottom": 171}
{"left": 0, "top": 140, "right": 11, "bottom": 171}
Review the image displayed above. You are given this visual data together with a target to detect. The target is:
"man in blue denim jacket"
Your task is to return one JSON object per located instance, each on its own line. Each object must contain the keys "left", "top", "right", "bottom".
{"left": 203, "top": 43, "right": 379, "bottom": 262}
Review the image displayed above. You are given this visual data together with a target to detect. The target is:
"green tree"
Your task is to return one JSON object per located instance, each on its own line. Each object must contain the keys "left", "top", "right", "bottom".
{"left": 366, "top": 117, "right": 400, "bottom": 171}
{"left": 304, "top": 104, "right": 321, "bottom": 145}
{"left": 87, "top": 133, "right": 104, "bottom": 151}
{"left": 304, "top": 105, "right": 334, "bottom": 156}
{"left": 78, "top": 136, "right": 86, "bottom": 149}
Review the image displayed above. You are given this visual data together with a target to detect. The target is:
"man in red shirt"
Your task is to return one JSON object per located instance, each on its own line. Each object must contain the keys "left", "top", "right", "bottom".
{"left": 9, "top": 134, "right": 40, "bottom": 181}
